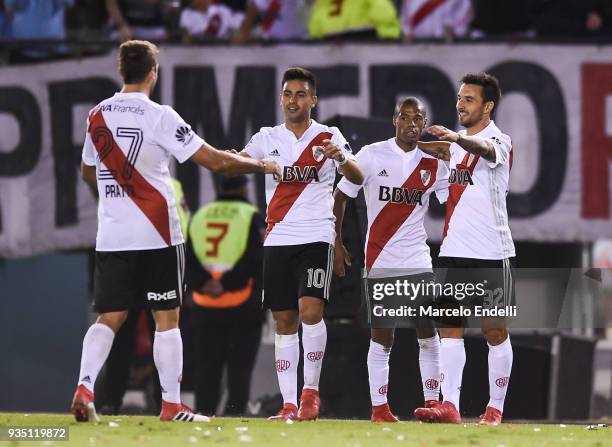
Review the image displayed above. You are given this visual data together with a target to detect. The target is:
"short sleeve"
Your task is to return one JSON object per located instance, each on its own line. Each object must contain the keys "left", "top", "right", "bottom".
{"left": 434, "top": 160, "right": 449, "bottom": 204}
{"left": 486, "top": 133, "right": 512, "bottom": 169}
{"left": 81, "top": 115, "right": 96, "bottom": 166}
{"left": 154, "top": 106, "right": 205, "bottom": 164}
{"left": 241, "top": 131, "right": 266, "bottom": 159}
{"left": 330, "top": 127, "right": 356, "bottom": 169}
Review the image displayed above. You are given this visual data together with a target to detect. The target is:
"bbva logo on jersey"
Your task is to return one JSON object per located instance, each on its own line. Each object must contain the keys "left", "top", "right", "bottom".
{"left": 282, "top": 165, "right": 319, "bottom": 183}
{"left": 449, "top": 168, "right": 474, "bottom": 185}
{"left": 378, "top": 186, "right": 423, "bottom": 205}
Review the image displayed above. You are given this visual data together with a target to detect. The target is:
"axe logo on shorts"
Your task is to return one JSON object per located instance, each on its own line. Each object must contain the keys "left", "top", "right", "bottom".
{"left": 147, "top": 290, "right": 178, "bottom": 301}
{"left": 378, "top": 384, "right": 388, "bottom": 395}
{"left": 275, "top": 359, "right": 291, "bottom": 372}
{"left": 306, "top": 351, "right": 324, "bottom": 362}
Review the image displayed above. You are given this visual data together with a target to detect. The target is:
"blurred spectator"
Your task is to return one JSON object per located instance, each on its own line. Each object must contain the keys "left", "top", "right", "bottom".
{"left": 187, "top": 175, "right": 265, "bottom": 416}
{"left": 233, "top": 0, "right": 311, "bottom": 43}
{"left": 309, "top": 0, "right": 400, "bottom": 40}
{"left": 470, "top": 0, "right": 534, "bottom": 39}
{"left": 179, "top": 0, "right": 244, "bottom": 43}
{"left": 4, "top": 0, "right": 74, "bottom": 60}
{"left": 532, "top": 0, "right": 605, "bottom": 37}
{"left": 105, "top": 0, "right": 178, "bottom": 42}
{"left": 400, "top": 0, "right": 471, "bottom": 42}
{"left": 0, "top": 0, "right": 8, "bottom": 37}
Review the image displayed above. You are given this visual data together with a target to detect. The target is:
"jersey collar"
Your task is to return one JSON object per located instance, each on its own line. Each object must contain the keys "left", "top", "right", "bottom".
{"left": 390, "top": 137, "right": 418, "bottom": 160}
{"left": 113, "top": 92, "right": 149, "bottom": 102}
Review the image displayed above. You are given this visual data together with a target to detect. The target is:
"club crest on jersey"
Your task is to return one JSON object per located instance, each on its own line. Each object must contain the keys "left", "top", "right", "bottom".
{"left": 420, "top": 169, "right": 431, "bottom": 186}
{"left": 282, "top": 165, "right": 319, "bottom": 183}
{"left": 378, "top": 186, "right": 423, "bottom": 206}
{"left": 449, "top": 168, "right": 474, "bottom": 185}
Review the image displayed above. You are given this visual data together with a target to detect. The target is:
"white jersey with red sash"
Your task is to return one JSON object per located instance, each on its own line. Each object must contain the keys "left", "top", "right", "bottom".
{"left": 338, "top": 138, "right": 449, "bottom": 273}
{"left": 242, "top": 120, "right": 354, "bottom": 246}
{"left": 440, "top": 120, "right": 515, "bottom": 260}
{"left": 81, "top": 92, "right": 204, "bottom": 251}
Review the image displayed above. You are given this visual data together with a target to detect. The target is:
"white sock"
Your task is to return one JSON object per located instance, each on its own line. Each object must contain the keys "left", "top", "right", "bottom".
{"left": 275, "top": 333, "right": 299, "bottom": 406}
{"left": 367, "top": 340, "right": 391, "bottom": 406}
{"left": 301, "top": 320, "right": 327, "bottom": 391}
{"left": 440, "top": 338, "right": 465, "bottom": 411}
{"left": 77, "top": 323, "right": 115, "bottom": 392}
{"left": 153, "top": 328, "right": 183, "bottom": 404}
{"left": 418, "top": 334, "right": 441, "bottom": 402}
{"left": 488, "top": 335, "right": 513, "bottom": 412}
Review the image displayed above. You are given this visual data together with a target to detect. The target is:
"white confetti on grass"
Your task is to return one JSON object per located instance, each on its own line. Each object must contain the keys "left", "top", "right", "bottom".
{"left": 560, "top": 424, "right": 567, "bottom": 428}
{"left": 239, "top": 435, "right": 253, "bottom": 442}
{"left": 235, "top": 427, "right": 249, "bottom": 432}
{"left": 533, "top": 427, "right": 541, "bottom": 432}
{"left": 396, "top": 434, "right": 405, "bottom": 441}
{"left": 189, "top": 436, "right": 198, "bottom": 443}
{"left": 382, "top": 427, "right": 392, "bottom": 432}
{"left": 203, "top": 430, "right": 211, "bottom": 437}
{"left": 108, "top": 422, "right": 119, "bottom": 428}
{"left": 286, "top": 419, "right": 294, "bottom": 425}
{"left": 194, "top": 427, "right": 202, "bottom": 432}
{"left": 280, "top": 432, "right": 287, "bottom": 437}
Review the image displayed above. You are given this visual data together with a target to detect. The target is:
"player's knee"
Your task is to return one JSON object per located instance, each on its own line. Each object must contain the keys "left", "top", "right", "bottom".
{"left": 300, "top": 306, "right": 323, "bottom": 325}
{"left": 371, "top": 332, "right": 394, "bottom": 349}
{"left": 416, "top": 327, "right": 437, "bottom": 339}
{"left": 97, "top": 311, "right": 128, "bottom": 333}
{"left": 482, "top": 327, "right": 508, "bottom": 345}
{"left": 275, "top": 317, "right": 298, "bottom": 334}
{"left": 153, "top": 307, "right": 180, "bottom": 331}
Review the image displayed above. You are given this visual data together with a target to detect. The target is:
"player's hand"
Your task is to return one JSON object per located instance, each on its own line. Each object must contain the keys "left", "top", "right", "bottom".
{"left": 201, "top": 279, "right": 224, "bottom": 297}
{"left": 333, "top": 242, "right": 352, "bottom": 277}
{"left": 262, "top": 158, "right": 282, "bottom": 181}
{"left": 118, "top": 24, "right": 133, "bottom": 42}
{"left": 321, "top": 139, "right": 346, "bottom": 162}
{"left": 426, "top": 125, "right": 460, "bottom": 143}
{"left": 225, "top": 149, "right": 239, "bottom": 154}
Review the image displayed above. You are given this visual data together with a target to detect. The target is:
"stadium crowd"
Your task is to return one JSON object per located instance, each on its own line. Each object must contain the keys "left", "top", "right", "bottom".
{"left": 2, "top": 0, "right": 612, "bottom": 63}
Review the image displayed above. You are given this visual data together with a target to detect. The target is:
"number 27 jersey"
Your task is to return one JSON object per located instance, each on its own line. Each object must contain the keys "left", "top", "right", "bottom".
{"left": 82, "top": 92, "right": 204, "bottom": 251}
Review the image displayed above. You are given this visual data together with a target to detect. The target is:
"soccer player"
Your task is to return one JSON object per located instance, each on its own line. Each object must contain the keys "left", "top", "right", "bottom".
{"left": 240, "top": 67, "right": 364, "bottom": 420}
{"left": 414, "top": 72, "right": 515, "bottom": 426}
{"left": 333, "top": 97, "right": 448, "bottom": 422}
{"left": 71, "top": 40, "right": 280, "bottom": 423}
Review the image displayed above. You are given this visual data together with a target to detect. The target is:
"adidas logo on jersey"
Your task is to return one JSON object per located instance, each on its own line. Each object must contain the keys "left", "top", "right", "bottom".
{"left": 147, "top": 290, "right": 178, "bottom": 301}
{"left": 449, "top": 168, "right": 474, "bottom": 185}
{"left": 269, "top": 149, "right": 280, "bottom": 156}
{"left": 81, "top": 376, "right": 91, "bottom": 384}
{"left": 175, "top": 126, "right": 192, "bottom": 143}
{"left": 378, "top": 169, "right": 389, "bottom": 177}
{"left": 378, "top": 186, "right": 423, "bottom": 205}
{"left": 282, "top": 165, "right": 319, "bottom": 183}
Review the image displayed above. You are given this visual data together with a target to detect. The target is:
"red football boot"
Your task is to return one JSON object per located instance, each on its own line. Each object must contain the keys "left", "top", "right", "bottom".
{"left": 414, "top": 401, "right": 461, "bottom": 424}
{"left": 160, "top": 400, "right": 210, "bottom": 422}
{"left": 371, "top": 403, "right": 399, "bottom": 423}
{"left": 479, "top": 406, "right": 503, "bottom": 425}
{"left": 297, "top": 388, "right": 321, "bottom": 421}
{"left": 71, "top": 385, "right": 99, "bottom": 423}
{"left": 268, "top": 403, "right": 298, "bottom": 421}
{"left": 424, "top": 400, "right": 440, "bottom": 408}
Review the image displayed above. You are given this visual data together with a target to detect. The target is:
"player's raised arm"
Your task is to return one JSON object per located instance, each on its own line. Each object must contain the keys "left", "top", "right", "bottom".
{"left": 427, "top": 125, "right": 495, "bottom": 162}
{"left": 417, "top": 139, "right": 452, "bottom": 161}
{"left": 321, "top": 139, "right": 364, "bottom": 185}
{"left": 190, "top": 142, "right": 281, "bottom": 178}
{"left": 332, "top": 188, "right": 352, "bottom": 277}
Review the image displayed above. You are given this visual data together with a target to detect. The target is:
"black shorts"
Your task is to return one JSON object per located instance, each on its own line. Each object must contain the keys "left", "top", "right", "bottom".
{"left": 93, "top": 244, "right": 186, "bottom": 313}
{"left": 435, "top": 256, "right": 516, "bottom": 308}
{"left": 263, "top": 242, "right": 334, "bottom": 311}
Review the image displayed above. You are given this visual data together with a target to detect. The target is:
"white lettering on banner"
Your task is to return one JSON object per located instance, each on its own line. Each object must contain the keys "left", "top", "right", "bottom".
{"left": 0, "top": 44, "right": 610, "bottom": 257}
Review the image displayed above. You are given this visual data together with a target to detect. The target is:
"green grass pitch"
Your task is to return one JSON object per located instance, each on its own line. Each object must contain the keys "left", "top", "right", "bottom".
{"left": 0, "top": 413, "right": 610, "bottom": 447}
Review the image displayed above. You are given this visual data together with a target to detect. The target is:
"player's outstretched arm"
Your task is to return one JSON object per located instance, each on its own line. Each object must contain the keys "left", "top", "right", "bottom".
{"left": 321, "top": 139, "right": 364, "bottom": 185}
{"left": 190, "top": 143, "right": 281, "bottom": 178}
{"left": 427, "top": 125, "right": 495, "bottom": 162}
{"left": 332, "top": 189, "right": 352, "bottom": 277}
{"left": 417, "top": 140, "right": 452, "bottom": 161}
{"left": 80, "top": 161, "right": 97, "bottom": 187}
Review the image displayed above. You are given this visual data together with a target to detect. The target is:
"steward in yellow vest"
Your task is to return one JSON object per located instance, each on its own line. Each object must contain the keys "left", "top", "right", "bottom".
{"left": 185, "top": 175, "right": 264, "bottom": 416}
